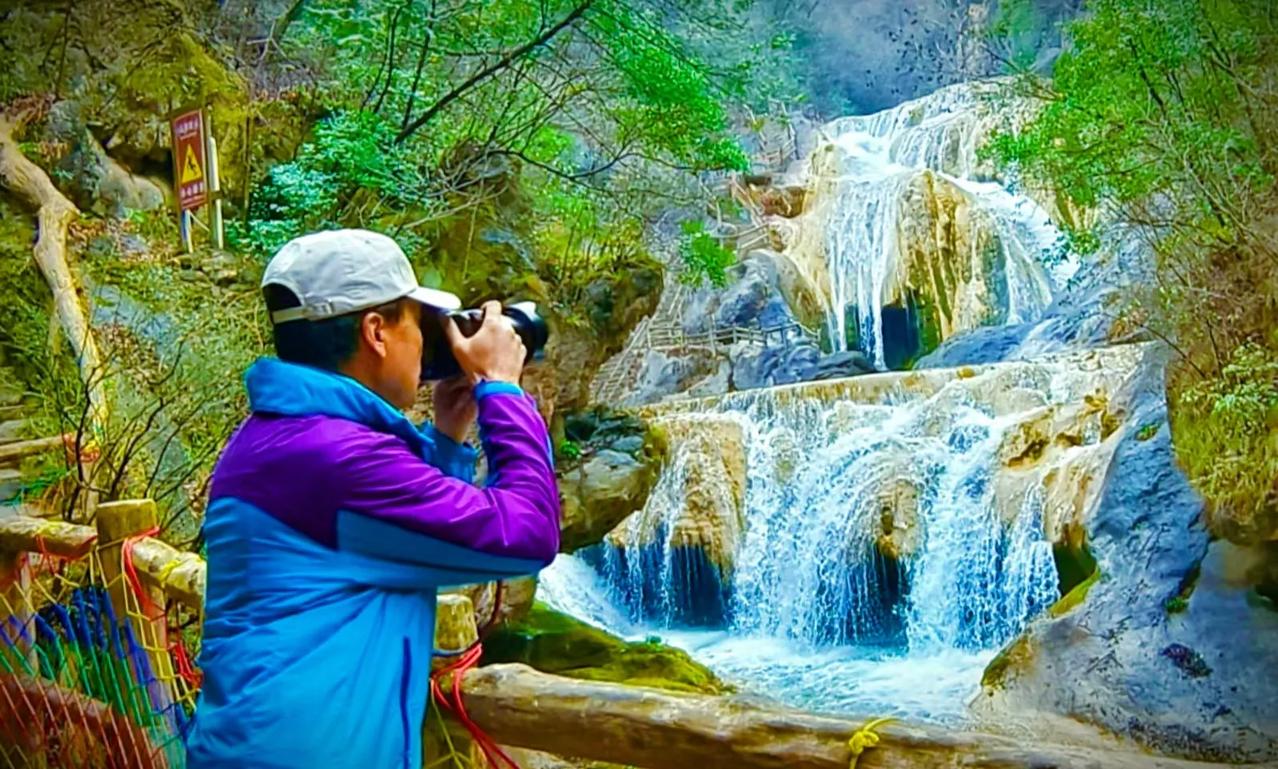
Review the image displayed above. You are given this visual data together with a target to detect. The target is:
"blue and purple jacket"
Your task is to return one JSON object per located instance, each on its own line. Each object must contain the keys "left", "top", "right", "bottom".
{"left": 185, "top": 358, "right": 559, "bottom": 768}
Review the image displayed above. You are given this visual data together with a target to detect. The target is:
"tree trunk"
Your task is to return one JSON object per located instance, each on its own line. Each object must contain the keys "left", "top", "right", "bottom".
{"left": 0, "top": 116, "right": 109, "bottom": 437}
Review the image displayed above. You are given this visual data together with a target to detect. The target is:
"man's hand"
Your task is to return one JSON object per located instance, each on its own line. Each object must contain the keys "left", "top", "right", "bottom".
{"left": 443, "top": 300, "right": 526, "bottom": 386}
{"left": 432, "top": 375, "right": 476, "bottom": 443}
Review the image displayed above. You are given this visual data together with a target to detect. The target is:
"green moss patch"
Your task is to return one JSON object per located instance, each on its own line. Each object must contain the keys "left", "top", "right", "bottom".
{"left": 1049, "top": 566, "right": 1101, "bottom": 618}
{"left": 481, "top": 603, "right": 725, "bottom": 695}
{"left": 981, "top": 634, "right": 1035, "bottom": 690}
{"left": 1052, "top": 536, "right": 1098, "bottom": 599}
{"left": 1165, "top": 563, "right": 1200, "bottom": 615}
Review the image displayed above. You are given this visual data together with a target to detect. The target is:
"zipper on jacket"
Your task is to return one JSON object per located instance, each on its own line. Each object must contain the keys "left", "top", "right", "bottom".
{"left": 401, "top": 637, "right": 412, "bottom": 768}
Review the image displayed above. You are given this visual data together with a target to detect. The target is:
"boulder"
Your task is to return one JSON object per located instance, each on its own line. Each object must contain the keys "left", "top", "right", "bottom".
{"left": 626, "top": 349, "right": 719, "bottom": 406}
{"left": 559, "top": 448, "right": 660, "bottom": 554}
{"left": 682, "top": 251, "right": 793, "bottom": 336}
{"left": 684, "top": 358, "right": 732, "bottom": 399}
{"left": 812, "top": 350, "right": 875, "bottom": 381}
{"left": 770, "top": 343, "right": 820, "bottom": 385}
{"left": 730, "top": 345, "right": 782, "bottom": 391}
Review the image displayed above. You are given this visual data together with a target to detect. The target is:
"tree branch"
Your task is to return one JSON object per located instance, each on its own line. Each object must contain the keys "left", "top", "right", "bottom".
{"left": 395, "top": 0, "right": 596, "bottom": 143}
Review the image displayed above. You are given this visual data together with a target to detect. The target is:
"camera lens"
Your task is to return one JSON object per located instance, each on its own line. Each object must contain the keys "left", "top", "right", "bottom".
{"left": 419, "top": 301, "right": 549, "bottom": 382}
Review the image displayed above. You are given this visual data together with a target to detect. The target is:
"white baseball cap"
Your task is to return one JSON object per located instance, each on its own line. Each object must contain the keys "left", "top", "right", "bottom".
{"left": 262, "top": 229, "right": 461, "bottom": 324}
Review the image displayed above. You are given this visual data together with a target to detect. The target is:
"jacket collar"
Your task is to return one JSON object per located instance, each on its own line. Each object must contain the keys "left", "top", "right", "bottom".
{"left": 244, "top": 357, "right": 427, "bottom": 455}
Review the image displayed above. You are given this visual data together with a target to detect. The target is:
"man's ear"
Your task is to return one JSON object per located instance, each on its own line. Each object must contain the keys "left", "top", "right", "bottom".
{"left": 360, "top": 311, "right": 389, "bottom": 359}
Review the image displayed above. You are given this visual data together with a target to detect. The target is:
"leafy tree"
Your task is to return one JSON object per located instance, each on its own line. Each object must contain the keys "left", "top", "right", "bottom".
{"left": 231, "top": 0, "right": 774, "bottom": 314}
{"left": 985, "top": 0, "right": 1278, "bottom": 537}
{"left": 677, "top": 219, "right": 734, "bottom": 288}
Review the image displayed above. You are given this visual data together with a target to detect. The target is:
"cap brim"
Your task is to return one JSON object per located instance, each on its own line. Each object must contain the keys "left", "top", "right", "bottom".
{"left": 406, "top": 285, "right": 462, "bottom": 312}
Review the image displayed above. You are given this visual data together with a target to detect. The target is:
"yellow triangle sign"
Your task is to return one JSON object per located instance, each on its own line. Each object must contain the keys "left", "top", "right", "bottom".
{"left": 181, "top": 147, "right": 204, "bottom": 184}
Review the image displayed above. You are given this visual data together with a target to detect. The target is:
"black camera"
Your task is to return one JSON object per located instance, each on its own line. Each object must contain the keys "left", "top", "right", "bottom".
{"left": 420, "top": 301, "right": 549, "bottom": 381}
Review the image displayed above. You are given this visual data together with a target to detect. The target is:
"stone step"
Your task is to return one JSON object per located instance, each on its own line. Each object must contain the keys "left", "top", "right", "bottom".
{"left": 0, "top": 467, "right": 22, "bottom": 502}
{"left": 0, "top": 419, "right": 25, "bottom": 444}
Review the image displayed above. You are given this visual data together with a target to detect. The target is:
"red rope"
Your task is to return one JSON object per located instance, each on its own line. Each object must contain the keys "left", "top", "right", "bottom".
{"left": 121, "top": 526, "right": 162, "bottom": 620}
{"left": 170, "top": 637, "right": 202, "bottom": 690}
{"left": 430, "top": 643, "right": 519, "bottom": 769}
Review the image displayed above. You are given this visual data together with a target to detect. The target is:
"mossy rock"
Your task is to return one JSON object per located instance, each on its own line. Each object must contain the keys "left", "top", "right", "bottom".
{"left": 981, "top": 633, "right": 1035, "bottom": 690}
{"left": 1048, "top": 566, "right": 1101, "bottom": 618}
{"left": 481, "top": 603, "right": 726, "bottom": 695}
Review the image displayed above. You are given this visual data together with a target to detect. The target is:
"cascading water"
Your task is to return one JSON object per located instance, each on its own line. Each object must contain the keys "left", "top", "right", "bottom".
{"left": 543, "top": 373, "right": 1066, "bottom": 720}
{"left": 814, "top": 83, "right": 1070, "bottom": 368}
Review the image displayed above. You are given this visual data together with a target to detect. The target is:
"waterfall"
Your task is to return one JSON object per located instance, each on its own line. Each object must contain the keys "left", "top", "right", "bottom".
{"left": 811, "top": 82, "right": 1070, "bottom": 367}
{"left": 599, "top": 449, "right": 691, "bottom": 625}
{"left": 540, "top": 555, "right": 637, "bottom": 635}
{"left": 545, "top": 371, "right": 1069, "bottom": 719}
{"left": 581, "top": 379, "right": 1061, "bottom": 651}
{"left": 539, "top": 82, "right": 1107, "bottom": 721}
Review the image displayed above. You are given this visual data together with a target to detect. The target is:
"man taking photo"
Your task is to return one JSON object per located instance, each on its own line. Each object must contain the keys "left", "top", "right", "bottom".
{"left": 185, "top": 229, "right": 560, "bottom": 768}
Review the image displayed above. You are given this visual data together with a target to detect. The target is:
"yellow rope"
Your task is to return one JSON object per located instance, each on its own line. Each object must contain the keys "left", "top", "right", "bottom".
{"left": 847, "top": 716, "right": 895, "bottom": 769}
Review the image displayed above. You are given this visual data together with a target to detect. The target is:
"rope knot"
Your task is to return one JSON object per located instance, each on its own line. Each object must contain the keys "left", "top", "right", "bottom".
{"left": 848, "top": 716, "right": 894, "bottom": 769}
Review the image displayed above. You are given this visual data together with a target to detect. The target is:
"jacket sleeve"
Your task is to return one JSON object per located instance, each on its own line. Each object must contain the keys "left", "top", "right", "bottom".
{"left": 332, "top": 384, "right": 560, "bottom": 586}
{"left": 418, "top": 423, "right": 477, "bottom": 483}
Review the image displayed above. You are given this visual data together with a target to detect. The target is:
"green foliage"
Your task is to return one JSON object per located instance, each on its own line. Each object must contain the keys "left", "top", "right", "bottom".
{"left": 677, "top": 220, "right": 735, "bottom": 288}
{"left": 985, "top": 0, "right": 1274, "bottom": 246}
{"left": 1173, "top": 342, "right": 1278, "bottom": 532}
{"left": 985, "top": 0, "right": 1278, "bottom": 536}
{"left": 558, "top": 439, "right": 583, "bottom": 461}
{"left": 593, "top": 4, "right": 748, "bottom": 172}
{"left": 1136, "top": 422, "right": 1161, "bottom": 441}
{"left": 231, "top": 110, "right": 433, "bottom": 257}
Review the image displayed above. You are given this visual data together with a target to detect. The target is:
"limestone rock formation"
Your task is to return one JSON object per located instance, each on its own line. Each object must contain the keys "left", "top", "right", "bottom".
{"left": 557, "top": 410, "right": 665, "bottom": 553}
{"left": 560, "top": 449, "right": 659, "bottom": 554}
{"left": 975, "top": 349, "right": 1278, "bottom": 764}
{"left": 606, "top": 414, "right": 748, "bottom": 580}
{"left": 894, "top": 169, "right": 1010, "bottom": 342}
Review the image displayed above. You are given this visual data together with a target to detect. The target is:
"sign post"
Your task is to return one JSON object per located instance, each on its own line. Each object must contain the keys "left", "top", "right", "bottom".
{"left": 169, "top": 107, "right": 210, "bottom": 253}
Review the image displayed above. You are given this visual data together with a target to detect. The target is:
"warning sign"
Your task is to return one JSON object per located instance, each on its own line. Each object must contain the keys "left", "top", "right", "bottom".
{"left": 181, "top": 147, "right": 204, "bottom": 185}
{"left": 169, "top": 108, "right": 208, "bottom": 212}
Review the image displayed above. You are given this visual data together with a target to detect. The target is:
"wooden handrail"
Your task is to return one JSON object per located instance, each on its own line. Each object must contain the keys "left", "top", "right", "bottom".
{"left": 0, "top": 434, "right": 69, "bottom": 464}
{"left": 0, "top": 508, "right": 205, "bottom": 608}
{"left": 0, "top": 515, "right": 97, "bottom": 559}
{"left": 456, "top": 665, "right": 1231, "bottom": 769}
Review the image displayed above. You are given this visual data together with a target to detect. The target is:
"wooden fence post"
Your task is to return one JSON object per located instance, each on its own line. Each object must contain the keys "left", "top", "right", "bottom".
{"left": 95, "top": 499, "right": 175, "bottom": 711}
{"left": 425, "top": 594, "right": 483, "bottom": 767}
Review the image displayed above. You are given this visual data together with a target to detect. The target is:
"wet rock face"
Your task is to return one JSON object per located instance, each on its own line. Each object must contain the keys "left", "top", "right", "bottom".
{"left": 917, "top": 226, "right": 1152, "bottom": 370}
{"left": 602, "top": 415, "right": 748, "bottom": 626}
{"left": 977, "top": 352, "right": 1278, "bottom": 763}
{"left": 682, "top": 252, "right": 794, "bottom": 336}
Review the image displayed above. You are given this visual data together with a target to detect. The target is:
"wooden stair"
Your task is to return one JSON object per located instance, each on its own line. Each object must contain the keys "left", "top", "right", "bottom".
{"left": 0, "top": 367, "right": 57, "bottom": 508}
